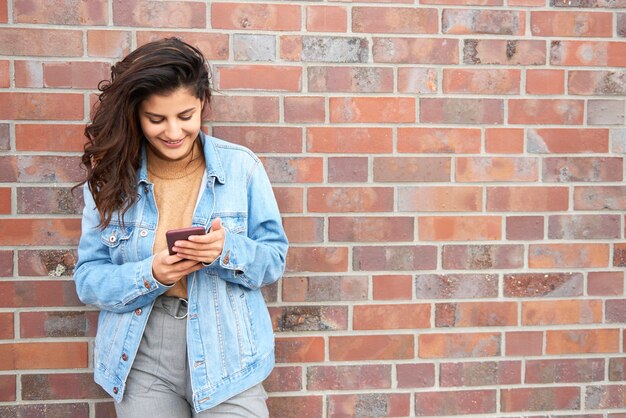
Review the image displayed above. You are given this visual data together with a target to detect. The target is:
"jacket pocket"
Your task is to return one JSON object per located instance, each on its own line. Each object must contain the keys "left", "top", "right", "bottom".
{"left": 213, "top": 213, "right": 247, "bottom": 235}
{"left": 100, "top": 225, "right": 133, "bottom": 264}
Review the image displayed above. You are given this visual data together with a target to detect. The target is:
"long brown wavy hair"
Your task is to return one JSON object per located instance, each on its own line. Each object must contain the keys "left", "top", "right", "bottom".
{"left": 76, "top": 37, "right": 211, "bottom": 229}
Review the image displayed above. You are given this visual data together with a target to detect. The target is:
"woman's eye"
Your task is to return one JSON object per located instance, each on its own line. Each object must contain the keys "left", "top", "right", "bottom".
{"left": 180, "top": 115, "right": 192, "bottom": 121}
{"left": 148, "top": 119, "right": 163, "bottom": 124}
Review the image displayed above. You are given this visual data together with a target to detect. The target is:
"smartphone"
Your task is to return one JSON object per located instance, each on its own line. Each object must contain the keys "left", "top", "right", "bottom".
{"left": 166, "top": 226, "right": 206, "bottom": 255}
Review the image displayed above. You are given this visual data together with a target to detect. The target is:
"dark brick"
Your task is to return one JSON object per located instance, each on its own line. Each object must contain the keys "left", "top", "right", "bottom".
{"left": 17, "top": 187, "right": 83, "bottom": 214}
{"left": 270, "top": 306, "right": 347, "bottom": 332}
{"left": 18, "top": 250, "right": 77, "bottom": 277}
{"left": 526, "top": 359, "right": 605, "bottom": 383}
{"left": 504, "top": 273, "right": 584, "bottom": 297}
{"left": 20, "top": 311, "right": 98, "bottom": 338}
{"left": 0, "top": 404, "right": 89, "bottom": 418}
{"left": 21, "top": 373, "right": 108, "bottom": 400}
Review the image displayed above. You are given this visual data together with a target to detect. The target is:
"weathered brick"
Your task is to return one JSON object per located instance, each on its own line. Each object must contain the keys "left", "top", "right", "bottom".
{"left": 20, "top": 311, "right": 98, "bottom": 338}
{"left": 426, "top": 98, "right": 503, "bottom": 126}
{"left": 529, "top": 244, "right": 609, "bottom": 268}
{"left": 284, "top": 97, "right": 325, "bottom": 123}
{"left": 373, "top": 275, "right": 413, "bottom": 300}
{"left": 506, "top": 216, "right": 544, "bottom": 240}
{"left": 398, "top": 186, "right": 482, "bottom": 212}
{"left": 275, "top": 337, "right": 325, "bottom": 363}
{"left": 353, "top": 7, "right": 438, "bottom": 34}
{"left": 329, "top": 216, "right": 414, "bottom": 242}
{"left": 456, "top": 157, "right": 538, "bottom": 182}
{"left": 264, "top": 367, "right": 302, "bottom": 392}
{"left": 0, "top": 312, "right": 13, "bottom": 339}
{"left": 620, "top": 13, "right": 626, "bottom": 36}
{"left": 233, "top": 34, "right": 275, "bottom": 61}
{"left": 0, "top": 124, "right": 9, "bottom": 150}
{"left": 527, "top": 69, "right": 565, "bottom": 95}
{"left": 586, "top": 385, "right": 626, "bottom": 410}
{"left": 217, "top": 65, "right": 301, "bottom": 91}
{"left": 373, "top": 38, "right": 458, "bottom": 64}
{"left": 307, "top": 5, "right": 347, "bottom": 32}
{"left": 441, "top": 361, "right": 521, "bottom": 386}
{"left": 308, "top": 187, "right": 394, "bottom": 212}
{"left": 17, "top": 249, "right": 77, "bottom": 277}
{"left": 0, "top": 375, "right": 15, "bottom": 401}
{"left": 488, "top": 186, "right": 569, "bottom": 212}
{"left": 307, "top": 365, "right": 391, "bottom": 390}
{"left": 353, "top": 245, "right": 438, "bottom": 271}
{"left": 415, "top": 390, "right": 496, "bottom": 416}
{"left": 329, "top": 394, "right": 410, "bottom": 417}
{"left": 16, "top": 156, "right": 84, "bottom": 183}
{"left": 207, "top": 96, "right": 279, "bottom": 123}
{"left": 553, "top": 0, "right": 626, "bottom": 6}
{"left": 21, "top": 373, "right": 108, "bottom": 400}
{"left": 211, "top": 3, "right": 300, "bottom": 31}
{"left": 0, "top": 93, "right": 83, "bottom": 120}
{"left": 286, "top": 247, "right": 348, "bottom": 273}
{"left": 0, "top": 404, "right": 89, "bottom": 418}
{"left": 0, "top": 280, "right": 82, "bottom": 308}
{"left": 87, "top": 30, "right": 132, "bottom": 58}
{"left": 588, "top": 271, "right": 624, "bottom": 296}
{"left": 606, "top": 299, "right": 626, "bottom": 323}
{"left": 546, "top": 329, "right": 620, "bottom": 354}
{"left": 443, "top": 69, "right": 520, "bottom": 94}
{"left": 397, "top": 68, "right": 438, "bottom": 94}
{"left": 545, "top": 157, "right": 622, "bottom": 182}
{"left": 397, "top": 363, "right": 435, "bottom": 388}
{"left": 419, "top": 332, "right": 501, "bottom": 358}
{"left": 330, "top": 335, "right": 414, "bottom": 361}
{"left": 415, "top": 274, "right": 499, "bottom": 299}
{"left": 509, "top": 99, "right": 584, "bottom": 124}
{"left": 569, "top": 70, "right": 626, "bottom": 95}
{"left": 354, "top": 304, "right": 430, "bottom": 330}
{"left": 213, "top": 126, "right": 302, "bottom": 153}
{"left": 574, "top": 186, "right": 626, "bottom": 210}
{"left": 436, "top": 301, "right": 517, "bottom": 327}
{"left": 283, "top": 217, "right": 323, "bottom": 243}
{"left": 330, "top": 97, "right": 415, "bottom": 123}
{"left": 267, "top": 396, "right": 323, "bottom": 418}
{"left": 328, "top": 157, "right": 368, "bottom": 183}
{"left": 0, "top": 156, "right": 17, "bottom": 182}
{"left": 0, "top": 28, "right": 83, "bottom": 57}
{"left": 588, "top": 99, "right": 625, "bottom": 125}
{"left": 307, "top": 127, "right": 392, "bottom": 153}
{"left": 423, "top": 0, "right": 502, "bottom": 4}
{"left": 527, "top": 128, "right": 609, "bottom": 153}
{"left": 609, "top": 358, "right": 626, "bottom": 381}
{"left": 501, "top": 387, "right": 580, "bottom": 412}
{"left": 16, "top": 124, "right": 86, "bottom": 152}
{"left": 485, "top": 127, "right": 524, "bottom": 154}
{"left": 374, "top": 157, "right": 451, "bottom": 182}
{"left": 137, "top": 32, "right": 229, "bottom": 61}
{"left": 398, "top": 128, "right": 481, "bottom": 153}
{"left": 504, "top": 273, "right": 583, "bottom": 298}
{"left": 531, "top": 11, "right": 612, "bottom": 37}
{"left": 308, "top": 66, "right": 393, "bottom": 93}
{"left": 270, "top": 306, "right": 347, "bottom": 332}
{"left": 551, "top": 40, "right": 626, "bottom": 67}
{"left": 505, "top": 331, "right": 543, "bottom": 356}
{"left": 442, "top": 245, "right": 524, "bottom": 270}
{"left": 262, "top": 157, "right": 322, "bottom": 183}
{"left": 14, "top": 0, "right": 107, "bottom": 25}
{"left": 549, "top": 215, "right": 620, "bottom": 239}
{"left": 443, "top": 10, "right": 525, "bottom": 35}
{"left": 113, "top": 0, "right": 205, "bottom": 28}
{"left": 419, "top": 216, "right": 501, "bottom": 241}
{"left": 0, "top": 219, "right": 81, "bottom": 246}
{"left": 0, "top": 342, "right": 88, "bottom": 370}
{"left": 302, "top": 36, "right": 368, "bottom": 63}
{"left": 522, "top": 300, "right": 602, "bottom": 325}
{"left": 282, "top": 276, "right": 368, "bottom": 302}
{"left": 464, "top": 39, "right": 546, "bottom": 65}
{"left": 17, "top": 187, "right": 82, "bottom": 215}
{"left": 14, "top": 60, "right": 43, "bottom": 88}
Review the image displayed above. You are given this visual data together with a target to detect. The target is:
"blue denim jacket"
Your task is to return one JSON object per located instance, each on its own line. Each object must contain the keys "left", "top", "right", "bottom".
{"left": 74, "top": 133, "right": 288, "bottom": 412}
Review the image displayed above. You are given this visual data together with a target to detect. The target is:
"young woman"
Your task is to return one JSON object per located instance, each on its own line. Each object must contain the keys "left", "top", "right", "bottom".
{"left": 74, "top": 38, "right": 288, "bottom": 417}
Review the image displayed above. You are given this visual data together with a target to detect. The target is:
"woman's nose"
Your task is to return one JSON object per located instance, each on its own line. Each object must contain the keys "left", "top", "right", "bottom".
{"left": 165, "top": 120, "right": 182, "bottom": 139}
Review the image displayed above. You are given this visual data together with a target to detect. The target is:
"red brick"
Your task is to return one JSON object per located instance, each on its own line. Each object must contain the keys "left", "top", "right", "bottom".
{"left": 284, "top": 97, "right": 325, "bottom": 123}
{"left": 0, "top": 342, "right": 87, "bottom": 370}
{"left": 14, "top": 60, "right": 42, "bottom": 88}
{"left": 271, "top": 306, "right": 347, "bottom": 332}
{"left": 484, "top": 128, "right": 524, "bottom": 154}
{"left": 569, "top": 70, "right": 626, "bottom": 95}
{"left": 443, "top": 68, "right": 520, "bottom": 94}
{"left": 457, "top": 157, "right": 538, "bottom": 182}
{"left": 353, "top": 7, "right": 437, "bottom": 34}
{"left": 397, "top": 363, "right": 435, "bottom": 388}
{"left": 0, "top": 60, "right": 8, "bottom": 88}
{"left": 262, "top": 157, "right": 322, "bottom": 184}
{"left": 436, "top": 301, "right": 517, "bottom": 327}
{"left": 282, "top": 276, "right": 368, "bottom": 302}
{"left": 606, "top": 300, "right": 626, "bottom": 323}
{"left": 588, "top": 271, "right": 624, "bottom": 296}
{"left": 374, "top": 157, "right": 451, "bottom": 182}
{"left": 20, "top": 311, "right": 98, "bottom": 338}
{"left": 329, "top": 393, "right": 410, "bottom": 417}
{"left": 373, "top": 275, "right": 413, "bottom": 300}
{"left": 0, "top": 93, "right": 83, "bottom": 120}
{"left": 441, "top": 361, "right": 521, "bottom": 386}
{"left": 267, "top": 396, "right": 323, "bottom": 418}
{"left": 207, "top": 96, "right": 279, "bottom": 123}
{"left": 419, "top": 216, "right": 501, "bottom": 241}
{"left": 307, "top": 365, "right": 391, "bottom": 390}
{"left": 15, "top": 0, "right": 107, "bottom": 24}
{"left": 420, "top": 98, "right": 503, "bottom": 124}
{"left": 283, "top": 217, "right": 323, "bottom": 244}
{"left": 330, "top": 335, "right": 414, "bottom": 361}
{"left": 17, "top": 250, "right": 77, "bottom": 277}
{"left": 213, "top": 126, "right": 302, "bottom": 153}
{"left": 529, "top": 244, "right": 609, "bottom": 268}
{"left": 504, "top": 272, "right": 583, "bottom": 298}
{"left": 0, "top": 124, "right": 8, "bottom": 151}
{"left": 419, "top": 333, "right": 501, "bottom": 358}
{"left": 0, "top": 0, "right": 6, "bottom": 23}
{"left": 17, "top": 156, "right": 83, "bottom": 183}
{"left": 509, "top": 99, "right": 584, "bottom": 124}
{"left": 280, "top": 36, "right": 302, "bottom": 61}
{"left": 575, "top": 186, "right": 626, "bottom": 210}
{"left": 308, "top": 66, "right": 393, "bottom": 93}
{"left": 0, "top": 28, "right": 83, "bottom": 57}
{"left": 354, "top": 304, "right": 430, "bottom": 330}
{"left": 275, "top": 337, "right": 325, "bottom": 363}
{"left": 424, "top": 0, "right": 501, "bottom": 4}
{"left": 531, "top": 11, "right": 612, "bottom": 37}
{"left": 373, "top": 38, "right": 458, "bottom": 64}
{"left": 443, "top": 10, "right": 525, "bottom": 35}
{"left": 397, "top": 68, "right": 438, "bottom": 94}
{"left": 329, "top": 216, "right": 413, "bottom": 242}
{"left": 113, "top": 0, "right": 205, "bottom": 28}
{"left": 307, "top": 127, "right": 392, "bottom": 153}
{"left": 217, "top": 65, "right": 301, "bottom": 91}
{"left": 548, "top": 215, "right": 620, "bottom": 239}
{"left": 505, "top": 331, "right": 543, "bottom": 356}
{"left": 211, "top": 3, "right": 301, "bottom": 31}
{"left": 0, "top": 219, "right": 80, "bottom": 246}
{"left": 464, "top": 39, "right": 546, "bottom": 65}
{"left": 527, "top": 69, "right": 565, "bottom": 94}
{"left": 415, "top": 390, "right": 496, "bottom": 416}
{"left": 42, "top": 61, "right": 111, "bottom": 89}
{"left": 506, "top": 216, "right": 544, "bottom": 240}
{"left": 308, "top": 187, "right": 394, "bottom": 212}
{"left": 443, "top": 245, "right": 524, "bottom": 270}
{"left": 0, "top": 156, "right": 17, "bottom": 182}
{"left": 274, "top": 187, "right": 303, "bottom": 213}
{"left": 546, "top": 329, "right": 620, "bottom": 354}
{"left": 551, "top": 40, "right": 626, "bottom": 67}
{"left": 264, "top": 367, "right": 302, "bottom": 392}
{"left": 510, "top": 0, "right": 544, "bottom": 5}
{"left": 16, "top": 124, "right": 85, "bottom": 152}
{"left": 21, "top": 373, "right": 107, "bottom": 400}
{"left": 610, "top": 358, "right": 626, "bottom": 381}
{"left": 137, "top": 32, "right": 229, "bottom": 61}
{"left": 523, "top": 300, "right": 602, "bottom": 325}
{"left": 398, "top": 186, "right": 482, "bottom": 212}
{"left": 415, "top": 274, "right": 499, "bottom": 299}
{"left": 398, "top": 128, "right": 481, "bottom": 153}
{"left": 586, "top": 385, "right": 626, "bottom": 410}
{"left": 544, "top": 157, "right": 622, "bottom": 182}
{"left": 330, "top": 97, "right": 415, "bottom": 123}
{"left": 0, "top": 280, "right": 82, "bottom": 308}
{"left": 0, "top": 250, "right": 12, "bottom": 277}
{"left": 286, "top": 247, "right": 348, "bottom": 273}
{"left": 0, "top": 405, "right": 89, "bottom": 417}
{"left": 87, "top": 30, "right": 132, "bottom": 58}
{"left": 328, "top": 157, "right": 368, "bottom": 183}
{"left": 306, "top": 6, "right": 347, "bottom": 32}
{"left": 488, "top": 186, "right": 569, "bottom": 212}
{"left": 353, "top": 245, "right": 437, "bottom": 271}
{"left": 501, "top": 387, "right": 580, "bottom": 412}
{"left": 0, "top": 375, "right": 15, "bottom": 401}
{"left": 0, "top": 188, "right": 10, "bottom": 214}
{"left": 0, "top": 313, "right": 13, "bottom": 339}
{"left": 528, "top": 128, "right": 609, "bottom": 153}
{"left": 18, "top": 187, "right": 83, "bottom": 215}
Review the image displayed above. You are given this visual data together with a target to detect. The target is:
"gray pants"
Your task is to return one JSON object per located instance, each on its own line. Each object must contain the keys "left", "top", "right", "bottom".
{"left": 114, "top": 297, "right": 269, "bottom": 418}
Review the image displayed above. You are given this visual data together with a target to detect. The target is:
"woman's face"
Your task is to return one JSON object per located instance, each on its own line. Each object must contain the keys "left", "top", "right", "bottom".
{"left": 139, "top": 87, "right": 203, "bottom": 161}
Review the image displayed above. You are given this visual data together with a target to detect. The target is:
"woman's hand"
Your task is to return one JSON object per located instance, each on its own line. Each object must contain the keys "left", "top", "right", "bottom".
{"left": 171, "top": 218, "right": 225, "bottom": 265}
{"left": 151, "top": 250, "right": 203, "bottom": 285}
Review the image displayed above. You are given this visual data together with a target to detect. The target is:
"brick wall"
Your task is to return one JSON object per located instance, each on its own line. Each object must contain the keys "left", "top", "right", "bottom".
{"left": 1, "top": 0, "right": 625, "bottom": 416}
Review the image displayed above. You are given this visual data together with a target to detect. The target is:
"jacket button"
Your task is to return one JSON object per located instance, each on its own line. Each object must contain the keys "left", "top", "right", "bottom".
{"left": 143, "top": 279, "right": 150, "bottom": 289}
{"left": 113, "top": 387, "right": 118, "bottom": 394}
{"left": 223, "top": 251, "right": 230, "bottom": 264}
{"left": 140, "top": 229, "right": 148, "bottom": 237}
{"left": 121, "top": 353, "right": 128, "bottom": 361}
{"left": 135, "top": 308, "right": 142, "bottom": 315}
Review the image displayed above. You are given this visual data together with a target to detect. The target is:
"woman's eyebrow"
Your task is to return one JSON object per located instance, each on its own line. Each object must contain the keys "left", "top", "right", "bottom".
{"left": 144, "top": 107, "right": 197, "bottom": 117}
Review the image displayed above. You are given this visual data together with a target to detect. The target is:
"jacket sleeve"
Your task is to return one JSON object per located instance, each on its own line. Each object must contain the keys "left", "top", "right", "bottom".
{"left": 215, "top": 160, "right": 289, "bottom": 290}
{"left": 73, "top": 184, "right": 172, "bottom": 313}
